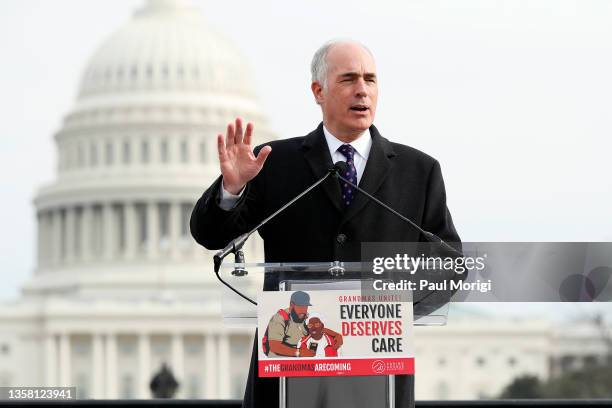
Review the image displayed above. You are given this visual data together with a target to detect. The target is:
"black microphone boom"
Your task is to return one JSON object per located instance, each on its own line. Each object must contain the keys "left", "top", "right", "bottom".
{"left": 213, "top": 162, "right": 346, "bottom": 273}
{"left": 333, "top": 161, "right": 462, "bottom": 258}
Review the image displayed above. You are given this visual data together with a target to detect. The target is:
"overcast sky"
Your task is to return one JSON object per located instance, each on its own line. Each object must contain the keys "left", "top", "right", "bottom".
{"left": 1, "top": 0, "right": 611, "bottom": 320}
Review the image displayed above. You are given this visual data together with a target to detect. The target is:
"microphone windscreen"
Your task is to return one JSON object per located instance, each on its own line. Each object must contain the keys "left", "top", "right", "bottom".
{"left": 334, "top": 161, "right": 349, "bottom": 175}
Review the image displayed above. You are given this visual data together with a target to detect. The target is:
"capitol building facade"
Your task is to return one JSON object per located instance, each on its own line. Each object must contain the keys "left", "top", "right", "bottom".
{"left": 0, "top": 0, "right": 270, "bottom": 399}
{"left": 0, "top": 0, "right": 610, "bottom": 401}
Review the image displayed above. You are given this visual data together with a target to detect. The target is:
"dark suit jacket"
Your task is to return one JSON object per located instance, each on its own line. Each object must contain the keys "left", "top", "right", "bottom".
{"left": 190, "top": 123, "right": 461, "bottom": 408}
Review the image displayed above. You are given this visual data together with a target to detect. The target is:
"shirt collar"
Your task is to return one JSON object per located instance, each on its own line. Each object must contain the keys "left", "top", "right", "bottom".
{"left": 323, "top": 125, "right": 372, "bottom": 160}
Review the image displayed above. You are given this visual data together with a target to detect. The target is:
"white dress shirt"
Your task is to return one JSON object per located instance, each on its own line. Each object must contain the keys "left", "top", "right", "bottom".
{"left": 322, "top": 125, "right": 372, "bottom": 185}
{"left": 218, "top": 126, "right": 373, "bottom": 210}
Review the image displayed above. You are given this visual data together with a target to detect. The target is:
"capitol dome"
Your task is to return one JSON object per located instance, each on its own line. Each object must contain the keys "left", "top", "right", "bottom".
{"left": 78, "top": 0, "right": 257, "bottom": 100}
{"left": 31, "top": 0, "right": 271, "bottom": 295}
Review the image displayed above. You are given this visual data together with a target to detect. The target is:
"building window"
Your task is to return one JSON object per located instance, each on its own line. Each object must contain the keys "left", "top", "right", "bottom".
{"left": 180, "top": 140, "right": 189, "bottom": 163}
{"left": 232, "top": 374, "right": 245, "bottom": 399}
{"left": 92, "top": 206, "right": 103, "bottom": 254}
{"left": 105, "top": 141, "right": 114, "bottom": 165}
{"left": 508, "top": 357, "right": 517, "bottom": 367}
{"left": 119, "top": 340, "right": 136, "bottom": 356}
{"left": 180, "top": 203, "right": 192, "bottom": 237}
{"left": 185, "top": 341, "right": 202, "bottom": 355}
{"left": 74, "top": 207, "right": 82, "bottom": 257}
{"left": 73, "top": 340, "right": 90, "bottom": 356}
{"left": 121, "top": 374, "right": 134, "bottom": 399}
{"left": 158, "top": 203, "right": 170, "bottom": 250}
{"left": 75, "top": 372, "right": 89, "bottom": 399}
{"left": 135, "top": 204, "right": 147, "bottom": 250}
{"left": 59, "top": 209, "right": 67, "bottom": 260}
{"left": 90, "top": 143, "right": 98, "bottom": 167}
{"left": 188, "top": 375, "right": 201, "bottom": 398}
{"left": 438, "top": 357, "right": 446, "bottom": 367}
{"left": 160, "top": 139, "right": 169, "bottom": 163}
{"left": 115, "top": 204, "right": 125, "bottom": 253}
{"left": 77, "top": 143, "right": 85, "bottom": 168}
{"left": 476, "top": 357, "right": 486, "bottom": 367}
{"left": 199, "top": 141, "right": 206, "bottom": 164}
{"left": 141, "top": 140, "right": 150, "bottom": 164}
{"left": 0, "top": 343, "right": 9, "bottom": 355}
{"left": 123, "top": 140, "right": 131, "bottom": 164}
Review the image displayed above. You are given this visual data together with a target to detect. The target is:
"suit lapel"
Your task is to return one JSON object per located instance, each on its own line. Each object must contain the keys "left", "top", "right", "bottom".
{"left": 302, "top": 123, "right": 343, "bottom": 213}
{"left": 341, "top": 124, "right": 395, "bottom": 224}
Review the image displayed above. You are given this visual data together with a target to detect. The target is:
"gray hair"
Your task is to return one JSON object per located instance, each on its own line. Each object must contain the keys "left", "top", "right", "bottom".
{"left": 310, "top": 39, "right": 374, "bottom": 90}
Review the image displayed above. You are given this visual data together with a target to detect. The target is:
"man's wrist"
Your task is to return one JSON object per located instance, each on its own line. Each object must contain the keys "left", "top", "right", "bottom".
{"left": 222, "top": 180, "right": 246, "bottom": 196}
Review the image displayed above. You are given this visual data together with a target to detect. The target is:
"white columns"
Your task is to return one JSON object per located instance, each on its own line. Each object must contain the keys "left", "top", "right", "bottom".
{"left": 44, "top": 334, "right": 57, "bottom": 386}
{"left": 58, "top": 333, "right": 71, "bottom": 386}
{"left": 92, "top": 333, "right": 104, "bottom": 398}
{"left": 39, "top": 212, "right": 49, "bottom": 267}
{"left": 138, "top": 333, "right": 151, "bottom": 399}
{"left": 147, "top": 202, "right": 159, "bottom": 259}
{"left": 169, "top": 201, "right": 180, "bottom": 260}
{"left": 218, "top": 334, "right": 230, "bottom": 398}
{"left": 171, "top": 333, "right": 184, "bottom": 397}
{"left": 103, "top": 203, "right": 115, "bottom": 260}
{"left": 105, "top": 333, "right": 118, "bottom": 398}
{"left": 204, "top": 334, "right": 217, "bottom": 398}
{"left": 65, "top": 207, "right": 76, "bottom": 263}
{"left": 124, "top": 202, "right": 137, "bottom": 259}
{"left": 52, "top": 209, "right": 62, "bottom": 265}
{"left": 81, "top": 205, "right": 93, "bottom": 261}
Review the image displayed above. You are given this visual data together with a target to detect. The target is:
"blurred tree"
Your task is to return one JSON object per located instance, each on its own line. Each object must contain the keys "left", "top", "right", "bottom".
{"left": 500, "top": 314, "right": 612, "bottom": 399}
{"left": 542, "top": 363, "right": 612, "bottom": 398}
{"left": 499, "top": 375, "right": 543, "bottom": 398}
{"left": 500, "top": 362, "right": 612, "bottom": 398}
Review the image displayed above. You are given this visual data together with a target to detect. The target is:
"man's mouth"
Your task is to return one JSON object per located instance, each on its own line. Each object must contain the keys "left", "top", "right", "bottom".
{"left": 350, "top": 104, "right": 369, "bottom": 112}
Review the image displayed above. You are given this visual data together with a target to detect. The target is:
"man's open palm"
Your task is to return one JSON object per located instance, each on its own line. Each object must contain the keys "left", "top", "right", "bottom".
{"left": 217, "top": 118, "right": 271, "bottom": 194}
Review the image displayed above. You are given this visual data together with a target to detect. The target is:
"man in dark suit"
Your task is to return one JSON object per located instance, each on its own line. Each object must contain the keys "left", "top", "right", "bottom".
{"left": 191, "top": 40, "right": 460, "bottom": 408}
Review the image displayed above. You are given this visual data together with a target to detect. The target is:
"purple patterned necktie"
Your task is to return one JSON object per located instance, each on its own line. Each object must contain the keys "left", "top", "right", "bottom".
{"left": 338, "top": 144, "right": 358, "bottom": 207}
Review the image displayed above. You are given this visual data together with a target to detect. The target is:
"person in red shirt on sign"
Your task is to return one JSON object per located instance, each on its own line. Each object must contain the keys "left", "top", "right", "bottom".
{"left": 298, "top": 314, "right": 340, "bottom": 357}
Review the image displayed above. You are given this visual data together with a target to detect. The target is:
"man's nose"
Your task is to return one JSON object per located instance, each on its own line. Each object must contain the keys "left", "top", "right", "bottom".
{"left": 354, "top": 78, "right": 368, "bottom": 97}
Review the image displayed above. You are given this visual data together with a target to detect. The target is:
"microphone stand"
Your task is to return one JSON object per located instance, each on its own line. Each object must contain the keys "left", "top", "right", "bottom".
{"left": 212, "top": 164, "right": 345, "bottom": 305}
{"left": 333, "top": 164, "right": 463, "bottom": 258}
{"left": 332, "top": 162, "right": 464, "bottom": 313}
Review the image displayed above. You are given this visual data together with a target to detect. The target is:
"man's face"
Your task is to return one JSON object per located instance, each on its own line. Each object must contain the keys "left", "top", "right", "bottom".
{"left": 290, "top": 303, "right": 309, "bottom": 321}
{"left": 307, "top": 317, "right": 324, "bottom": 340}
{"left": 312, "top": 42, "right": 378, "bottom": 142}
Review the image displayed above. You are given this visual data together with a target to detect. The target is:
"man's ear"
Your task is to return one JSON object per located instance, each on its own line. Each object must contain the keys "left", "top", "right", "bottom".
{"left": 311, "top": 81, "right": 324, "bottom": 105}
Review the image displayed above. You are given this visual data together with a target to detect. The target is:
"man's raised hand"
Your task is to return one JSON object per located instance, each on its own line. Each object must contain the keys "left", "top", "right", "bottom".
{"left": 217, "top": 118, "right": 272, "bottom": 194}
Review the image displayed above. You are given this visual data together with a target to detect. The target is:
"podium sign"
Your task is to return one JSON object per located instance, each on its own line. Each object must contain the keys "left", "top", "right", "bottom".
{"left": 220, "top": 262, "right": 449, "bottom": 408}
{"left": 257, "top": 289, "right": 415, "bottom": 377}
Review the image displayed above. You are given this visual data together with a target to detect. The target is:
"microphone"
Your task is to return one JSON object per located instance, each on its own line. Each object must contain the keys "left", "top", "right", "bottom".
{"left": 212, "top": 163, "right": 346, "bottom": 305}
{"left": 333, "top": 161, "right": 462, "bottom": 258}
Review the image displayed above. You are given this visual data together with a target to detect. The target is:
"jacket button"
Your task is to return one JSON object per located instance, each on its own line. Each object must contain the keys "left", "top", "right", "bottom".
{"left": 336, "top": 234, "right": 347, "bottom": 245}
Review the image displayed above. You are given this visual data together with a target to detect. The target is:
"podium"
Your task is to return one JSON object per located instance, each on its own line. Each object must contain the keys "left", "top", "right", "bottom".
{"left": 220, "top": 262, "right": 450, "bottom": 408}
